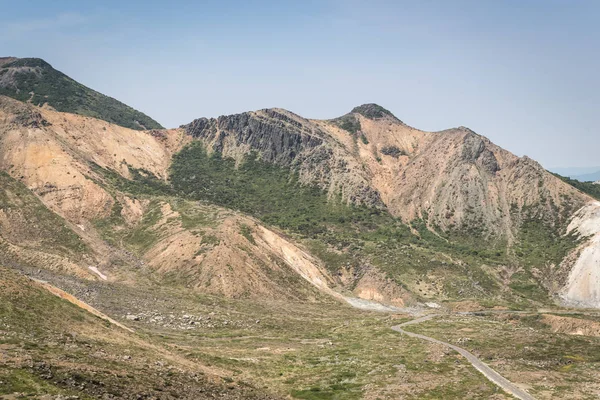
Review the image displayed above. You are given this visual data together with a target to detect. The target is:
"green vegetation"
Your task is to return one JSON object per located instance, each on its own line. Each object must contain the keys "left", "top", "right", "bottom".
{"left": 133, "top": 283, "right": 500, "bottom": 400}
{"left": 408, "top": 313, "right": 600, "bottom": 398}
{"left": 169, "top": 142, "right": 389, "bottom": 235}
{"left": 0, "top": 171, "right": 88, "bottom": 257}
{"left": 515, "top": 218, "right": 578, "bottom": 269}
{"left": 239, "top": 224, "right": 256, "bottom": 245}
{"left": 351, "top": 103, "right": 396, "bottom": 120}
{"left": 89, "top": 162, "right": 172, "bottom": 197}
{"left": 0, "top": 58, "right": 163, "bottom": 130}
{"left": 554, "top": 173, "right": 600, "bottom": 200}
{"left": 331, "top": 114, "right": 361, "bottom": 134}
{"left": 380, "top": 145, "right": 405, "bottom": 158}
{"left": 166, "top": 142, "right": 576, "bottom": 306}
{"left": 0, "top": 267, "right": 266, "bottom": 399}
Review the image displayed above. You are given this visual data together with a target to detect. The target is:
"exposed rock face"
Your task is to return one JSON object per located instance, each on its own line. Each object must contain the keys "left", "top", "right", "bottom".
{"left": 0, "top": 95, "right": 186, "bottom": 224}
{"left": 183, "top": 108, "right": 385, "bottom": 208}
{"left": 560, "top": 202, "right": 600, "bottom": 308}
{"left": 183, "top": 105, "right": 588, "bottom": 239}
{"left": 186, "top": 109, "right": 324, "bottom": 165}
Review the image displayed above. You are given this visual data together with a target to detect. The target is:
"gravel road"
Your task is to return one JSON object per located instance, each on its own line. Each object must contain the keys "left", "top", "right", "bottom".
{"left": 392, "top": 315, "right": 536, "bottom": 400}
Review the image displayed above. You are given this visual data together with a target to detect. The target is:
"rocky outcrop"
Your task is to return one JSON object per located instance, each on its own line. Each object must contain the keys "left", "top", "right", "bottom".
{"left": 182, "top": 104, "right": 591, "bottom": 240}
{"left": 560, "top": 202, "right": 600, "bottom": 308}
{"left": 183, "top": 108, "right": 385, "bottom": 208}
{"left": 185, "top": 109, "right": 324, "bottom": 165}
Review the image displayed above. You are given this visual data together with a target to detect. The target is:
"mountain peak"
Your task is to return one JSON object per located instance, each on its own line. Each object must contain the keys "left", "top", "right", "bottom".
{"left": 0, "top": 56, "right": 18, "bottom": 67}
{"left": 1, "top": 57, "right": 51, "bottom": 69}
{"left": 351, "top": 103, "right": 398, "bottom": 120}
{"left": 0, "top": 56, "right": 163, "bottom": 130}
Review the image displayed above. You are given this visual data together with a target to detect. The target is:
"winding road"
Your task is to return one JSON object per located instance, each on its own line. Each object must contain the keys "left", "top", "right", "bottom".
{"left": 391, "top": 315, "right": 536, "bottom": 400}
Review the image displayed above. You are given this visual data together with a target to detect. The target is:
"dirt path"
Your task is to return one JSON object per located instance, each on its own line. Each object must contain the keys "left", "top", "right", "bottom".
{"left": 392, "top": 315, "right": 536, "bottom": 400}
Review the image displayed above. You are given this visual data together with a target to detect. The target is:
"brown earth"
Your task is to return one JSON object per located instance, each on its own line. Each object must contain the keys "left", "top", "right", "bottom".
{"left": 541, "top": 314, "right": 600, "bottom": 337}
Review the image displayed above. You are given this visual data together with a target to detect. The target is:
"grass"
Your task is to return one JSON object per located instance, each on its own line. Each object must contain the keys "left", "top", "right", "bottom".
{"left": 115, "top": 281, "right": 500, "bottom": 399}
{"left": 0, "top": 171, "right": 88, "bottom": 257}
{"left": 0, "top": 266, "right": 272, "bottom": 399}
{"left": 407, "top": 313, "right": 600, "bottom": 398}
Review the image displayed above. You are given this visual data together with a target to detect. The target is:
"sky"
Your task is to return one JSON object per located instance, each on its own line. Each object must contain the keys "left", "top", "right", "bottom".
{"left": 1, "top": 0, "right": 599, "bottom": 169}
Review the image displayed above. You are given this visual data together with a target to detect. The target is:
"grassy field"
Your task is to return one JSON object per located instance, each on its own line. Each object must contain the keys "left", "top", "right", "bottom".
{"left": 4, "top": 260, "right": 600, "bottom": 399}
{"left": 0, "top": 267, "right": 276, "bottom": 399}
{"left": 17, "top": 269, "right": 504, "bottom": 400}
{"left": 406, "top": 312, "right": 600, "bottom": 399}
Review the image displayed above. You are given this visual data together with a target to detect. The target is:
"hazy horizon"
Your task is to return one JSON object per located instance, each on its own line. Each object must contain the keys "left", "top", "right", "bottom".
{"left": 1, "top": 0, "right": 599, "bottom": 168}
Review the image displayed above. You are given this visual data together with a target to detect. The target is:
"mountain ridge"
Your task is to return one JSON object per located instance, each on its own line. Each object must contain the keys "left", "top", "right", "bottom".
{"left": 0, "top": 57, "right": 163, "bottom": 130}
{"left": 0, "top": 70, "right": 598, "bottom": 311}
{"left": 2, "top": 79, "right": 600, "bottom": 398}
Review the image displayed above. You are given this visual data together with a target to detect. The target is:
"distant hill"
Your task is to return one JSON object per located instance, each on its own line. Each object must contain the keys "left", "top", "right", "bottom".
{"left": 573, "top": 170, "right": 600, "bottom": 182}
{"left": 549, "top": 166, "right": 600, "bottom": 182}
{"left": 0, "top": 57, "right": 163, "bottom": 130}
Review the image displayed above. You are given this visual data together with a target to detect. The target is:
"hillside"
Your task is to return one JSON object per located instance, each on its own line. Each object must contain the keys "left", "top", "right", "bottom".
{"left": 178, "top": 104, "right": 596, "bottom": 307}
{"left": 0, "top": 57, "right": 163, "bottom": 130}
{"left": 554, "top": 173, "right": 600, "bottom": 201}
{"left": 2, "top": 91, "right": 600, "bottom": 398}
{"left": 0, "top": 266, "right": 277, "bottom": 399}
{"left": 2, "top": 93, "right": 598, "bottom": 308}
{"left": 182, "top": 104, "right": 587, "bottom": 240}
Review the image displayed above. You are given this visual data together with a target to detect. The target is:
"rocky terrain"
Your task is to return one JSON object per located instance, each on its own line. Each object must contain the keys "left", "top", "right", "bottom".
{"left": 1, "top": 58, "right": 600, "bottom": 399}
{"left": 184, "top": 104, "right": 587, "bottom": 240}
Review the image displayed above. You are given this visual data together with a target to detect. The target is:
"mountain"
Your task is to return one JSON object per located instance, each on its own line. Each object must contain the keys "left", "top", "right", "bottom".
{"left": 550, "top": 166, "right": 600, "bottom": 182}
{"left": 2, "top": 77, "right": 600, "bottom": 397}
{"left": 181, "top": 104, "right": 585, "bottom": 240}
{"left": 2, "top": 91, "right": 598, "bottom": 308}
{"left": 574, "top": 170, "right": 600, "bottom": 182}
{"left": 0, "top": 57, "right": 163, "bottom": 130}
{"left": 554, "top": 173, "right": 600, "bottom": 202}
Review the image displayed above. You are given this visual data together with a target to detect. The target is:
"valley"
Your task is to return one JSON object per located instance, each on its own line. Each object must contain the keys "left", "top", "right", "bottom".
{"left": 1, "top": 57, "right": 600, "bottom": 399}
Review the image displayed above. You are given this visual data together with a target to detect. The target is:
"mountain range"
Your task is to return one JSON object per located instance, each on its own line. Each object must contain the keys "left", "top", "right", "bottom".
{"left": 1, "top": 57, "right": 600, "bottom": 399}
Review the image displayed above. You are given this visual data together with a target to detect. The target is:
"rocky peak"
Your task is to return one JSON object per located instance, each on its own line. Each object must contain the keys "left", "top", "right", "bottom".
{"left": 351, "top": 103, "right": 400, "bottom": 122}
{"left": 0, "top": 57, "right": 51, "bottom": 69}
{"left": 0, "top": 57, "right": 18, "bottom": 67}
{"left": 182, "top": 108, "right": 325, "bottom": 165}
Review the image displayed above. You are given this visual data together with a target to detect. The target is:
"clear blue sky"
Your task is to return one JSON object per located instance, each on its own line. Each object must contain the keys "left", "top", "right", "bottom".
{"left": 1, "top": 0, "right": 598, "bottom": 168}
